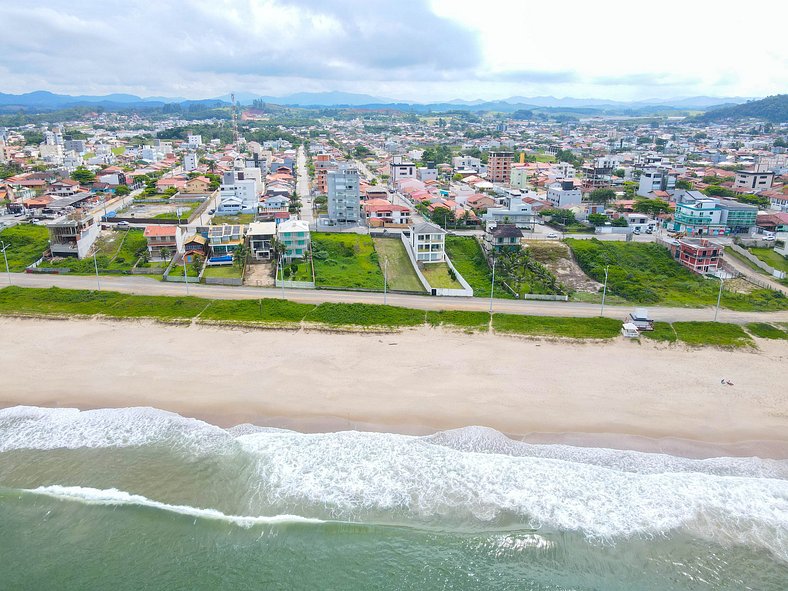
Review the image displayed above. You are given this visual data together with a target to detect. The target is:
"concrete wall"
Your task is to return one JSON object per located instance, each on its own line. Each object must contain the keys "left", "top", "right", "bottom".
{"left": 730, "top": 243, "right": 786, "bottom": 279}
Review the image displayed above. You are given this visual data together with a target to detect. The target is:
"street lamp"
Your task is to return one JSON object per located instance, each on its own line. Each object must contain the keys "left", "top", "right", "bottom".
{"left": 600, "top": 265, "right": 609, "bottom": 317}
{"left": 182, "top": 253, "right": 189, "bottom": 296}
{"left": 489, "top": 253, "right": 496, "bottom": 314}
{"left": 714, "top": 275, "right": 724, "bottom": 322}
{"left": 93, "top": 252, "right": 101, "bottom": 291}
{"left": 383, "top": 256, "right": 388, "bottom": 305}
{"left": 0, "top": 240, "right": 11, "bottom": 285}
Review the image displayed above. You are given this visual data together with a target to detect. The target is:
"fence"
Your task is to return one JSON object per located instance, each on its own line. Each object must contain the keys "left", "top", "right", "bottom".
{"left": 729, "top": 243, "right": 786, "bottom": 279}
{"left": 275, "top": 279, "right": 315, "bottom": 288}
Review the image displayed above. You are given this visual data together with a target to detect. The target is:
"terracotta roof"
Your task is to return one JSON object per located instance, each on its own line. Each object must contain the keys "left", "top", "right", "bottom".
{"left": 144, "top": 225, "right": 178, "bottom": 237}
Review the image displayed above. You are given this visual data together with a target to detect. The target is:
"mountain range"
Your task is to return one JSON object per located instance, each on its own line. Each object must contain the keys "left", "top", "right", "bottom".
{"left": 0, "top": 90, "right": 765, "bottom": 114}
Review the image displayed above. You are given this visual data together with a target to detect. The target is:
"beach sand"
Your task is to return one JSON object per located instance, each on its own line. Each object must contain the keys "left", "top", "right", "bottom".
{"left": 2, "top": 317, "right": 787, "bottom": 457}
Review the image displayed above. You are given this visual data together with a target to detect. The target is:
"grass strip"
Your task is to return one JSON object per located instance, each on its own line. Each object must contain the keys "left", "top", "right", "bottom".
{"left": 672, "top": 321, "right": 753, "bottom": 348}
{"left": 492, "top": 314, "right": 621, "bottom": 339}
{"left": 425, "top": 310, "right": 490, "bottom": 330}
{"left": 305, "top": 302, "right": 425, "bottom": 327}
{"left": 641, "top": 322, "right": 677, "bottom": 343}
{"left": 745, "top": 322, "right": 788, "bottom": 340}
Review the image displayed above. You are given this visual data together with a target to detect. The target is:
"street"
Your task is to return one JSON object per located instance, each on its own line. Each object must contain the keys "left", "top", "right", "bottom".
{"left": 6, "top": 271, "right": 788, "bottom": 325}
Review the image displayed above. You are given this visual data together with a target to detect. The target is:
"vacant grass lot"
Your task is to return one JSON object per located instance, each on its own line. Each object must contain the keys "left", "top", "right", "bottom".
{"left": 312, "top": 233, "right": 384, "bottom": 289}
{"left": 749, "top": 247, "right": 788, "bottom": 274}
{"left": 305, "top": 302, "right": 426, "bottom": 327}
{"left": 672, "top": 322, "right": 753, "bottom": 348}
{"left": 420, "top": 262, "right": 463, "bottom": 289}
{"left": 202, "top": 265, "right": 243, "bottom": 279}
{"left": 641, "top": 322, "right": 677, "bottom": 343}
{"left": 45, "top": 230, "right": 148, "bottom": 274}
{"left": 200, "top": 298, "right": 316, "bottom": 324}
{"left": 153, "top": 202, "right": 201, "bottom": 220}
{"left": 567, "top": 238, "right": 788, "bottom": 311}
{"left": 211, "top": 214, "right": 255, "bottom": 225}
{"left": 492, "top": 314, "right": 621, "bottom": 339}
{"left": 745, "top": 322, "right": 788, "bottom": 340}
{"left": 0, "top": 224, "right": 49, "bottom": 271}
{"left": 444, "top": 236, "right": 511, "bottom": 298}
{"left": 371, "top": 237, "right": 425, "bottom": 292}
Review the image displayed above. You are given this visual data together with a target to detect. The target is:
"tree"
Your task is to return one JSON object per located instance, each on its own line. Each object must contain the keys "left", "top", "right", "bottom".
{"left": 452, "top": 173, "right": 463, "bottom": 182}
{"left": 587, "top": 188, "right": 616, "bottom": 204}
{"left": 611, "top": 216, "right": 628, "bottom": 227}
{"left": 159, "top": 247, "right": 172, "bottom": 262}
{"left": 71, "top": 166, "right": 95, "bottom": 184}
{"left": 634, "top": 198, "right": 670, "bottom": 217}
{"left": 704, "top": 185, "right": 736, "bottom": 198}
{"left": 554, "top": 149, "right": 583, "bottom": 168}
{"left": 588, "top": 213, "right": 609, "bottom": 226}
{"left": 613, "top": 168, "right": 625, "bottom": 178}
{"left": 233, "top": 244, "right": 249, "bottom": 269}
{"left": 114, "top": 185, "right": 130, "bottom": 196}
{"left": 540, "top": 208, "right": 576, "bottom": 226}
{"left": 430, "top": 206, "right": 455, "bottom": 228}
{"left": 190, "top": 253, "right": 203, "bottom": 277}
{"left": 270, "top": 237, "right": 287, "bottom": 262}
{"left": 675, "top": 179, "right": 693, "bottom": 190}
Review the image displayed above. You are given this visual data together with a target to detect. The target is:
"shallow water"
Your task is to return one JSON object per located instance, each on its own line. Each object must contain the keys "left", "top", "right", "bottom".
{"left": 1, "top": 406, "right": 786, "bottom": 590}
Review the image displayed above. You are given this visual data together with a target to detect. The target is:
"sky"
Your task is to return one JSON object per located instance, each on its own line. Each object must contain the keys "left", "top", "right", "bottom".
{"left": 0, "top": 0, "right": 786, "bottom": 102}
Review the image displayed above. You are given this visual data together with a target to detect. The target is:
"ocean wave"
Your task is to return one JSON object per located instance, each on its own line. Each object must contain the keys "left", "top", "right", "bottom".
{"left": 22, "top": 485, "right": 325, "bottom": 527}
{"left": 2, "top": 406, "right": 787, "bottom": 560}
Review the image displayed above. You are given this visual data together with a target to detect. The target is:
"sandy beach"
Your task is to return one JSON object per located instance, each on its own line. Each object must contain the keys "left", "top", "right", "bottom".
{"left": 2, "top": 316, "right": 787, "bottom": 457}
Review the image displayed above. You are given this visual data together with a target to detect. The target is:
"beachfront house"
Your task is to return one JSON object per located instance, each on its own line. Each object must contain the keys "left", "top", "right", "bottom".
{"left": 247, "top": 221, "right": 277, "bottom": 261}
{"left": 143, "top": 225, "right": 184, "bottom": 261}
{"left": 484, "top": 224, "right": 523, "bottom": 252}
{"left": 208, "top": 224, "right": 246, "bottom": 257}
{"left": 276, "top": 219, "right": 310, "bottom": 261}
{"left": 47, "top": 212, "right": 100, "bottom": 259}
{"left": 410, "top": 221, "right": 446, "bottom": 263}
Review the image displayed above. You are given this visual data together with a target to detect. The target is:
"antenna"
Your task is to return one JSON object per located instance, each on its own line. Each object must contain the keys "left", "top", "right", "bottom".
{"left": 231, "top": 92, "right": 240, "bottom": 146}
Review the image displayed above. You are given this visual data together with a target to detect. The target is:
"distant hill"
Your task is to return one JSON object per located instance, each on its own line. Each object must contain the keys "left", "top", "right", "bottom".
{"left": 696, "top": 94, "right": 788, "bottom": 123}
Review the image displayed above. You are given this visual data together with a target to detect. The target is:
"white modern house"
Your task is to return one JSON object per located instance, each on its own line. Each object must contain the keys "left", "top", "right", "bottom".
{"left": 183, "top": 152, "right": 198, "bottom": 172}
{"left": 218, "top": 169, "right": 260, "bottom": 214}
{"left": 638, "top": 168, "right": 676, "bottom": 197}
{"left": 47, "top": 213, "right": 100, "bottom": 259}
{"left": 482, "top": 196, "right": 537, "bottom": 230}
{"left": 277, "top": 219, "right": 311, "bottom": 261}
{"left": 247, "top": 221, "right": 277, "bottom": 260}
{"left": 410, "top": 221, "right": 446, "bottom": 263}
{"left": 389, "top": 155, "right": 416, "bottom": 186}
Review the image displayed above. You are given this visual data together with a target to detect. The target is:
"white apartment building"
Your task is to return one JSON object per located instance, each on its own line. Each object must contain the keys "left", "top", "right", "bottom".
{"left": 638, "top": 168, "right": 676, "bottom": 197}
{"left": 183, "top": 152, "right": 198, "bottom": 172}
{"left": 218, "top": 169, "right": 260, "bottom": 214}
{"left": 734, "top": 170, "right": 774, "bottom": 192}
{"left": 546, "top": 181, "right": 582, "bottom": 208}
{"left": 186, "top": 134, "right": 202, "bottom": 149}
{"left": 327, "top": 165, "right": 360, "bottom": 223}
{"left": 389, "top": 155, "right": 416, "bottom": 186}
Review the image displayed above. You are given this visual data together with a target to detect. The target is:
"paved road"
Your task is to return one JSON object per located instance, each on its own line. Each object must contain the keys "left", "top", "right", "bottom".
{"left": 7, "top": 272, "right": 788, "bottom": 325}
{"left": 296, "top": 145, "right": 313, "bottom": 224}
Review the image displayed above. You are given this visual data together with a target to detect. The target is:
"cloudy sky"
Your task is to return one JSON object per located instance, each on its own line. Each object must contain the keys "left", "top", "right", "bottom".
{"left": 1, "top": 0, "right": 786, "bottom": 101}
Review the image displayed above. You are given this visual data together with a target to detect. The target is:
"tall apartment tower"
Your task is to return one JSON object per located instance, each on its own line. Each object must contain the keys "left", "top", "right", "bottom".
{"left": 487, "top": 151, "right": 513, "bottom": 184}
{"left": 327, "top": 164, "right": 361, "bottom": 223}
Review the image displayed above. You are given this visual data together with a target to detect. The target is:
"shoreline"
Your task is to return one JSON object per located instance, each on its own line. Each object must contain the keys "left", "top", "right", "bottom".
{"left": 2, "top": 316, "right": 787, "bottom": 459}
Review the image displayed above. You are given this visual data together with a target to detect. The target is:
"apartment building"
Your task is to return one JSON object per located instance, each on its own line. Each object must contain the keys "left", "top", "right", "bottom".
{"left": 546, "top": 180, "right": 582, "bottom": 208}
{"left": 734, "top": 170, "right": 774, "bottom": 192}
{"left": 663, "top": 237, "right": 723, "bottom": 274}
{"left": 487, "top": 151, "right": 512, "bottom": 184}
{"left": 327, "top": 164, "right": 360, "bottom": 223}
{"left": 638, "top": 168, "right": 676, "bottom": 197}
{"left": 389, "top": 155, "right": 416, "bottom": 186}
{"left": 277, "top": 219, "right": 311, "bottom": 260}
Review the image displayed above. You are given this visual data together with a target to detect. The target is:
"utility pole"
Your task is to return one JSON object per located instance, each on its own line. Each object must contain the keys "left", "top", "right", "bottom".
{"left": 489, "top": 254, "right": 496, "bottom": 314}
{"left": 182, "top": 253, "right": 189, "bottom": 295}
{"left": 383, "top": 256, "right": 388, "bottom": 305}
{"left": 600, "top": 265, "right": 609, "bottom": 316}
{"left": 93, "top": 252, "right": 101, "bottom": 291}
{"left": 0, "top": 240, "right": 10, "bottom": 285}
{"left": 279, "top": 254, "right": 285, "bottom": 299}
{"left": 714, "top": 275, "right": 724, "bottom": 321}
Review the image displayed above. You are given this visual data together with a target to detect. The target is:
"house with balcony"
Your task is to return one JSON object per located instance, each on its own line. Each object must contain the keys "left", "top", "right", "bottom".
{"left": 484, "top": 224, "right": 523, "bottom": 252}
{"left": 481, "top": 196, "right": 537, "bottom": 230}
{"left": 208, "top": 224, "right": 246, "bottom": 257}
{"left": 247, "top": 221, "right": 277, "bottom": 260}
{"left": 363, "top": 199, "right": 411, "bottom": 227}
{"left": 276, "top": 219, "right": 310, "bottom": 261}
{"left": 671, "top": 197, "right": 727, "bottom": 236}
{"left": 47, "top": 212, "right": 100, "bottom": 259}
{"left": 410, "top": 221, "right": 446, "bottom": 263}
{"left": 143, "top": 225, "right": 183, "bottom": 261}
{"left": 662, "top": 237, "right": 723, "bottom": 274}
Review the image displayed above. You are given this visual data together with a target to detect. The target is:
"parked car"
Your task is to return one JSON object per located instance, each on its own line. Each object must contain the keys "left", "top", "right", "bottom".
{"left": 763, "top": 235, "right": 776, "bottom": 241}
{"left": 208, "top": 209, "right": 216, "bottom": 215}
{"left": 546, "top": 232, "right": 559, "bottom": 239}
{"left": 116, "top": 221, "right": 130, "bottom": 229}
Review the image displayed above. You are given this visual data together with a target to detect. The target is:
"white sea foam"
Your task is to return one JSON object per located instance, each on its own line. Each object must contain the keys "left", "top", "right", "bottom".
{"left": 0, "top": 406, "right": 230, "bottom": 453}
{"left": 24, "top": 485, "right": 325, "bottom": 527}
{"left": 237, "top": 430, "right": 788, "bottom": 561}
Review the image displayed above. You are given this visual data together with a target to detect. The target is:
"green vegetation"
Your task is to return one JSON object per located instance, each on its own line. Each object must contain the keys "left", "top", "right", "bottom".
{"left": 425, "top": 310, "right": 490, "bottom": 330}
{"left": 749, "top": 248, "right": 788, "bottom": 274}
{"left": 111, "top": 147, "right": 126, "bottom": 155}
{"left": 46, "top": 230, "right": 148, "bottom": 273}
{"left": 281, "top": 258, "right": 313, "bottom": 282}
{"left": 492, "top": 314, "right": 621, "bottom": 339}
{"left": 202, "top": 265, "right": 243, "bottom": 279}
{"left": 200, "top": 298, "right": 315, "bottom": 324}
{"left": 420, "top": 262, "right": 463, "bottom": 289}
{"left": 671, "top": 322, "right": 753, "bottom": 348}
{"left": 0, "top": 224, "right": 49, "bottom": 271}
{"left": 444, "top": 235, "right": 510, "bottom": 298}
{"left": 211, "top": 214, "right": 255, "bottom": 225}
{"left": 311, "top": 233, "right": 384, "bottom": 289}
{"left": 305, "top": 302, "right": 425, "bottom": 327}
{"left": 153, "top": 202, "right": 201, "bottom": 220}
{"left": 566, "top": 238, "right": 788, "bottom": 311}
{"left": 745, "top": 322, "right": 788, "bottom": 340}
{"left": 641, "top": 322, "right": 677, "bottom": 343}
{"left": 371, "top": 237, "right": 426, "bottom": 292}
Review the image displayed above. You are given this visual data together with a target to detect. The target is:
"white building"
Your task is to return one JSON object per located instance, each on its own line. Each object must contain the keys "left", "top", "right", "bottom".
{"left": 47, "top": 213, "right": 100, "bottom": 259}
{"left": 417, "top": 167, "right": 438, "bottom": 182}
{"left": 452, "top": 155, "right": 482, "bottom": 172}
{"left": 186, "top": 134, "right": 202, "bottom": 149}
{"left": 510, "top": 166, "right": 529, "bottom": 190}
{"left": 183, "top": 152, "right": 198, "bottom": 172}
{"left": 546, "top": 181, "right": 582, "bottom": 208}
{"left": 247, "top": 221, "right": 277, "bottom": 260}
{"left": 734, "top": 170, "right": 774, "bottom": 192}
{"left": 277, "top": 219, "right": 311, "bottom": 261}
{"left": 218, "top": 170, "right": 260, "bottom": 214}
{"left": 389, "top": 155, "right": 416, "bottom": 186}
{"left": 638, "top": 168, "right": 676, "bottom": 197}
{"left": 410, "top": 221, "right": 446, "bottom": 263}
{"left": 327, "top": 165, "right": 360, "bottom": 223}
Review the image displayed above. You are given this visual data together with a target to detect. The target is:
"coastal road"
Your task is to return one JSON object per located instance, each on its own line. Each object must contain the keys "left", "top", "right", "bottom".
{"left": 296, "top": 145, "right": 313, "bottom": 224}
{"left": 7, "top": 272, "right": 788, "bottom": 325}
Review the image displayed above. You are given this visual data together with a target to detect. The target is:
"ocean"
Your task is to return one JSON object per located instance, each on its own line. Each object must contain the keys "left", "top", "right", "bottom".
{"left": 0, "top": 406, "right": 786, "bottom": 590}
